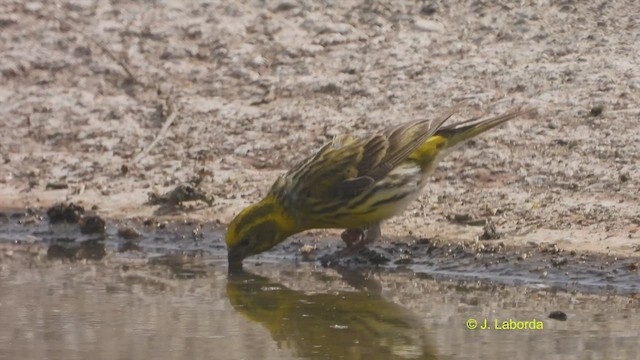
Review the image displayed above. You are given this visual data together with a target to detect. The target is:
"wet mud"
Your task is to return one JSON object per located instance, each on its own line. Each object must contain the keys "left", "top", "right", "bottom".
{"left": 1, "top": 207, "right": 638, "bottom": 295}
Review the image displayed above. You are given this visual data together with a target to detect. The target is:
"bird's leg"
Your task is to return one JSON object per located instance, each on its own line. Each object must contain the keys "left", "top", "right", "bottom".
{"left": 364, "top": 222, "right": 382, "bottom": 245}
{"left": 323, "top": 223, "right": 383, "bottom": 265}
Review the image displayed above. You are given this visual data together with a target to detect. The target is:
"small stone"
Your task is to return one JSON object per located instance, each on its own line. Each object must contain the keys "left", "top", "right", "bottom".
{"left": 548, "top": 311, "right": 567, "bottom": 321}
{"left": 79, "top": 215, "right": 106, "bottom": 234}
{"left": 413, "top": 19, "right": 444, "bottom": 33}
{"left": 589, "top": 105, "right": 604, "bottom": 117}
{"left": 45, "top": 182, "right": 69, "bottom": 190}
{"left": 47, "top": 203, "right": 85, "bottom": 224}
{"left": 234, "top": 144, "right": 253, "bottom": 156}
{"left": 317, "top": 22, "right": 354, "bottom": 35}
{"left": 273, "top": 1, "right": 296, "bottom": 12}
{"left": 551, "top": 256, "right": 568, "bottom": 267}
{"left": 420, "top": 5, "right": 437, "bottom": 16}
{"left": 117, "top": 226, "right": 141, "bottom": 239}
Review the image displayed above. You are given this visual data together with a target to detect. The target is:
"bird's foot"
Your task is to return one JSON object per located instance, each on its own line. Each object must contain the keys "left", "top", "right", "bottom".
{"left": 337, "top": 227, "right": 373, "bottom": 257}
{"left": 340, "top": 228, "right": 365, "bottom": 247}
{"left": 321, "top": 223, "right": 386, "bottom": 267}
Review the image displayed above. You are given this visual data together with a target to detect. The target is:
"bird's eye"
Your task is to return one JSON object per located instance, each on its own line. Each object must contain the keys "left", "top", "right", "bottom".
{"left": 238, "top": 237, "right": 251, "bottom": 248}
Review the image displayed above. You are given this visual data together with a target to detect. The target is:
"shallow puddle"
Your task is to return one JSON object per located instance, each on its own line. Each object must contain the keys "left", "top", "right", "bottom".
{"left": 0, "top": 210, "right": 639, "bottom": 359}
{"left": 1, "top": 261, "right": 639, "bottom": 360}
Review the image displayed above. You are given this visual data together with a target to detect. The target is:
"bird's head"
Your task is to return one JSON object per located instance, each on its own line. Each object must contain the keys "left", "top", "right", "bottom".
{"left": 226, "top": 197, "right": 297, "bottom": 268}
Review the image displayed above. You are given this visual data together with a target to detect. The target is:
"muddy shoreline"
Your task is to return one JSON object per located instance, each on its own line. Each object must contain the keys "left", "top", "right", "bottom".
{"left": 2, "top": 207, "right": 638, "bottom": 296}
{"left": 2, "top": 242, "right": 639, "bottom": 360}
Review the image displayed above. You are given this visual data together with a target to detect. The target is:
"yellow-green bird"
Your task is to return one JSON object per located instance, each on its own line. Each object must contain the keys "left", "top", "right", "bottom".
{"left": 227, "top": 271, "right": 438, "bottom": 359}
{"left": 226, "top": 107, "right": 533, "bottom": 265}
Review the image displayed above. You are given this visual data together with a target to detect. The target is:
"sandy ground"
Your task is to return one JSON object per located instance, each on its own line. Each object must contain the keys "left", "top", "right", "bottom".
{"left": 1, "top": 0, "right": 640, "bottom": 257}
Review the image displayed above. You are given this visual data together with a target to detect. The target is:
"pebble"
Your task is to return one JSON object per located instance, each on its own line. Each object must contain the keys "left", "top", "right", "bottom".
{"left": 548, "top": 311, "right": 568, "bottom": 321}
{"left": 551, "top": 256, "right": 568, "bottom": 267}
{"left": 79, "top": 215, "right": 106, "bottom": 234}
{"left": 118, "top": 227, "right": 142, "bottom": 240}
{"left": 234, "top": 144, "right": 254, "bottom": 156}
{"left": 273, "top": 1, "right": 297, "bottom": 12}
{"left": 317, "top": 22, "right": 354, "bottom": 35}
{"left": 413, "top": 19, "right": 444, "bottom": 33}
{"left": 47, "top": 203, "right": 85, "bottom": 224}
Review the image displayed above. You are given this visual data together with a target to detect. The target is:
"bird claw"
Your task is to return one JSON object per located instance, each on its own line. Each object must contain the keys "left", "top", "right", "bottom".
{"left": 321, "top": 229, "right": 368, "bottom": 266}
{"left": 322, "top": 225, "right": 383, "bottom": 266}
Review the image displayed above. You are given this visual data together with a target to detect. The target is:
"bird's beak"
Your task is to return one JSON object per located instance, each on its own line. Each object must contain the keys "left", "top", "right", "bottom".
{"left": 227, "top": 247, "right": 245, "bottom": 273}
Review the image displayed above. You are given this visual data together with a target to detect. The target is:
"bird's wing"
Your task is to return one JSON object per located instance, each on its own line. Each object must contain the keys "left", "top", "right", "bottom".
{"left": 282, "top": 134, "right": 365, "bottom": 201}
{"left": 282, "top": 108, "right": 458, "bottom": 206}
{"left": 364, "top": 108, "right": 457, "bottom": 181}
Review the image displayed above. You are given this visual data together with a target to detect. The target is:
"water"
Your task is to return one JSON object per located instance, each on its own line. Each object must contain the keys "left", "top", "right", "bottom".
{"left": 1, "top": 259, "right": 639, "bottom": 360}
{"left": 0, "top": 211, "right": 639, "bottom": 359}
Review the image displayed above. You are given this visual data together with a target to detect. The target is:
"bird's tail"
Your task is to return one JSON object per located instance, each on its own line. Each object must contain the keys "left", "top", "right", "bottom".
{"left": 435, "top": 108, "right": 535, "bottom": 149}
{"left": 410, "top": 108, "right": 535, "bottom": 171}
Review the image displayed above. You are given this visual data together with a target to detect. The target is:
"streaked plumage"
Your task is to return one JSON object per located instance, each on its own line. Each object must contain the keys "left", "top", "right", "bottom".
{"left": 227, "top": 107, "right": 533, "bottom": 266}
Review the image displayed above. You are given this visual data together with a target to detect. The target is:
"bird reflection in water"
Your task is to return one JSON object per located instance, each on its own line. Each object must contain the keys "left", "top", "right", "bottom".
{"left": 226, "top": 270, "right": 438, "bottom": 359}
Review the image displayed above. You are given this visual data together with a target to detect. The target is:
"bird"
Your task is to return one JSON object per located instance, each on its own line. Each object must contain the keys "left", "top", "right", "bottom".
{"left": 227, "top": 270, "right": 438, "bottom": 359}
{"left": 226, "top": 106, "right": 533, "bottom": 266}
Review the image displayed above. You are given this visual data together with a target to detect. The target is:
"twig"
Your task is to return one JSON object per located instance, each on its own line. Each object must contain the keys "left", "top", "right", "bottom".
{"left": 133, "top": 98, "right": 178, "bottom": 163}
{"left": 49, "top": 15, "right": 144, "bottom": 86}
